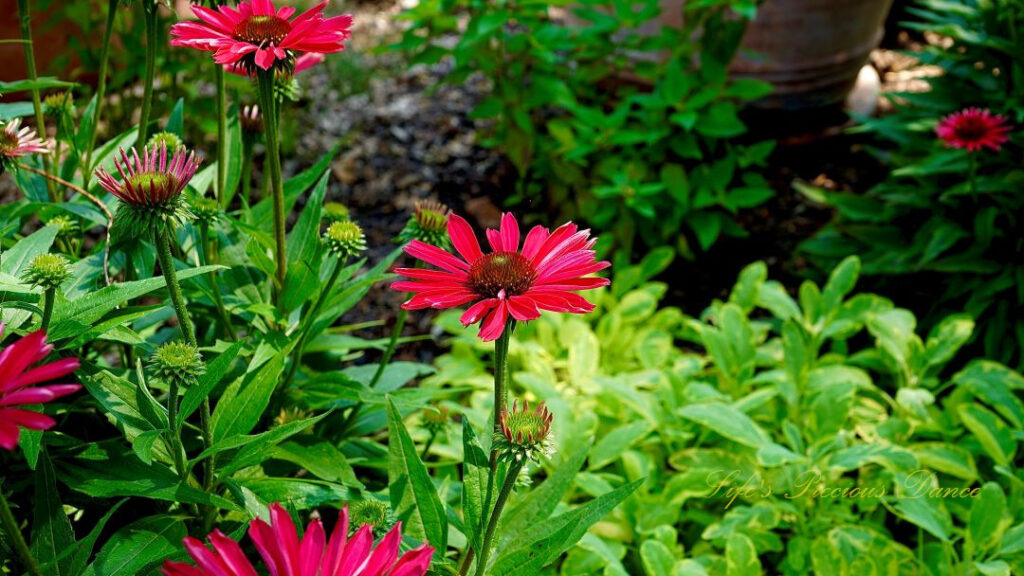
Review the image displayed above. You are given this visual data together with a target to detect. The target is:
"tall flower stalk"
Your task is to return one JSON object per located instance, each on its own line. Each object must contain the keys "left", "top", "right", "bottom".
{"left": 137, "top": 2, "right": 160, "bottom": 152}
{"left": 394, "top": 212, "right": 608, "bottom": 574}
{"left": 256, "top": 69, "right": 287, "bottom": 302}
{"left": 16, "top": 0, "right": 54, "bottom": 201}
{"left": 83, "top": 0, "right": 119, "bottom": 187}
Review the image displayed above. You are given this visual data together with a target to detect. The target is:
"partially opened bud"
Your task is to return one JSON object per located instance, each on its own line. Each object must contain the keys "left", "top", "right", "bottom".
{"left": 23, "top": 253, "right": 71, "bottom": 290}
{"left": 323, "top": 220, "right": 367, "bottom": 259}
{"left": 240, "top": 105, "right": 263, "bottom": 135}
{"left": 495, "top": 399, "right": 554, "bottom": 463}
{"left": 398, "top": 200, "right": 451, "bottom": 249}
{"left": 150, "top": 342, "right": 205, "bottom": 388}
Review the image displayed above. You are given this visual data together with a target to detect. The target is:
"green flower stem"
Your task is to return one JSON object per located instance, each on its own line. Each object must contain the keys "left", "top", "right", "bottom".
{"left": 0, "top": 491, "right": 41, "bottom": 576}
{"left": 16, "top": 0, "right": 55, "bottom": 201}
{"left": 155, "top": 228, "right": 196, "bottom": 480}
{"left": 256, "top": 69, "right": 287, "bottom": 307}
{"left": 281, "top": 257, "right": 347, "bottom": 395}
{"left": 474, "top": 459, "right": 524, "bottom": 576}
{"left": 420, "top": 429, "right": 437, "bottom": 461}
{"left": 968, "top": 152, "right": 978, "bottom": 197}
{"left": 214, "top": 65, "right": 228, "bottom": 207}
{"left": 155, "top": 229, "right": 196, "bottom": 347}
{"left": 136, "top": 3, "right": 159, "bottom": 153}
{"left": 369, "top": 307, "right": 409, "bottom": 388}
{"left": 40, "top": 287, "right": 55, "bottom": 332}
{"left": 198, "top": 221, "right": 235, "bottom": 341}
{"left": 464, "top": 321, "right": 515, "bottom": 576}
{"left": 241, "top": 136, "right": 255, "bottom": 206}
{"left": 83, "top": 0, "right": 118, "bottom": 187}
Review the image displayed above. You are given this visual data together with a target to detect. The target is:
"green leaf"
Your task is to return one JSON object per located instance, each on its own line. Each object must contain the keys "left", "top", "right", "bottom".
{"left": 589, "top": 421, "right": 651, "bottom": 469}
{"left": 0, "top": 225, "right": 58, "bottom": 276}
{"left": 249, "top": 143, "right": 340, "bottom": 230}
{"left": 271, "top": 439, "right": 363, "bottom": 488}
{"left": 49, "top": 266, "right": 222, "bottom": 341}
{"left": 640, "top": 540, "right": 675, "bottom": 575}
{"left": 211, "top": 350, "right": 288, "bottom": 441}
{"left": 892, "top": 485, "right": 952, "bottom": 541}
{"left": 969, "top": 483, "right": 1006, "bottom": 553}
{"left": 165, "top": 98, "right": 184, "bottom": 136}
{"left": 958, "top": 403, "right": 1016, "bottom": 466}
{"left": 462, "top": 418, "right": 489, "bottom": 554}
{"left": 387, "top": 398, "right": 447, "bottom": 550}
{"left": 282, "top": 170, "right": 329, "bottom": 312}
{"left": 82, "top": 515, "right": 186, "bottom": 576}
{"left": 726, "top": 532, "right": 762, "bottom": 576}
{"left": 201, "top": 413, "right": 329, "bottom": 477}
{"left": 501, "top": 441, "right": 592, "bottom": 547}
{"left": 911, "top": 443, "right": 978, "bottom": 481}
{"left": 821, "top": 256, "right": 859, "bottom": 313}
{"left": 30, "top": 451, "right": 75, "bottom": 576}
{"left": 695, "top": 101, "right": 746, "bottom": 138}
{"left": 678, "top": 402, "right": 769, "bottom": 448}
{"left": 179, "top": 340, "right": 245, "bottom": 426}
{"left": 492, "top": 480, "right": 642, "bottom": 575}
{"left": 0, "top": 77, "right": 76, "bottom": 95}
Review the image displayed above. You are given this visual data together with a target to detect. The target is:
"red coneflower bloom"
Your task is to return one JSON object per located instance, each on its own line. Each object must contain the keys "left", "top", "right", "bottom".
{"left": 0, "top": 118, "right": 50, "bottom": 171}
{"left": 95, "top": 143, "right": 200, "bottom": 208}
{"left": 170, "top": 0, "right": 352, "bottom": 74}
{"left": 0, "top": 325, "right": 80, "bottom": 451}
{"left": 161, "top": 503, "right": 434, "bottom": 576}
{"left": 392, "top": 213, "right": 610, "bottom": 342}
{"left": 936, "top": 108, "right": 1011, "bottom": 152}
{"left": 226, "top": 52, "right": 325, "bottom": 78}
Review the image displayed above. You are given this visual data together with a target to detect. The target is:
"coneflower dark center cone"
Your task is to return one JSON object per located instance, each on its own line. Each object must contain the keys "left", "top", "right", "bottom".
{"left": 0, "top": 130, "right": 17, "bottom": 152}
{"left": 232, "top": 15, "right": 291, "bottom": 45}
{"left": 954, "top": 118, "right": 990, "bottom": 141}
{"left": 468, "top": 251, "right": 536, "bottom": 298}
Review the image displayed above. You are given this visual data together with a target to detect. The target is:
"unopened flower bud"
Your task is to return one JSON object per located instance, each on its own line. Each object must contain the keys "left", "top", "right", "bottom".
{"left": 150, "top": 342, "right": 205, "bottom": 388}
{"left": 323, "top": 220, "right": 367, "bottom": 259}
{"left": 190, "top": 195, "right": 221, "bottom": 223}
{"left": 147, "top": 131, "right": 184, "bottom": 153}
{"left": 43, "top": 92, "right": 74, "bottom": 118}
{"left": 348, "top": 499, "right": 395, "bottom": 538}
{"left": 46, "top": 215, "right": 80, "bottom": 238}
{"left": 322, "top": 202, "right": 350, "bottom": 224}
{"left": 494, "top": 399, "right": 554, "bottom": 463}
{"left": 422, "top": 404, "right": 449, "bottom": 434}
{"left": 23, "top": 253, "right": 71, "bottom": 290}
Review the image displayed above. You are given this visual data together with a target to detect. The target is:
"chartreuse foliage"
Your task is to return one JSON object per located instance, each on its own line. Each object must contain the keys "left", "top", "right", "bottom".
{"left": 424, "top": 256, "right": 1024, "bottom": 575}
{"left": 396, "top": 0, "right": 774, "bottom": 258}
{"left": 800, "top": 0, "right": 1024, "bottom": 367}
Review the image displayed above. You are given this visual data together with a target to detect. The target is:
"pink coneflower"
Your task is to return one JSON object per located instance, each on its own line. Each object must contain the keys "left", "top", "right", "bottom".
{"left": 0, "top": 118, "right": 50, "bottom": 172}
{"left": 392, "top": 213, "right": 610, "bottom": 342}
{"left": 170, "top": 1, "right": 352, "bottom": 74}
{"left": 161, "top": 503, "right": 434, "bottom": 576}
{"left": 936, "top": 108, "right": 1011, "bottom": 152}
{"left": 95, "top": 143, "right": 200, "bottom": 208}
{"left": 0, "top": 325, "right": 81, "bottom": 451}
{"left": 226, "top": 52, "right": 325, "bottom": 78}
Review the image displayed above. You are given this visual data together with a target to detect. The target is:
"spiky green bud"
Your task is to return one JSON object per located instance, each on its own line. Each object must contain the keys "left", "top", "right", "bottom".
{"left": 150, "top": 342, "right": 205, "bottom": 388}
{"left": 46, "top": 215, "right": 80, "bottom": 238}
{"left": 190, "top": 195, "right": 221, "bottom": 223}
{"left": 147, "top": 131, "right": 183, "bottom": 153}
{"left": 43, "top": 92, "right": 74, "bottom": 118}
{"left": 348, "top": 499, "right": 395, "bottom": 538}
{"left": 323, "top": 220, "right": 367, "bottom": 259}
{"left": 398, "top": 200, "right": 451, "bottom": 249}
{"left": 23, "top": 253, "right": 71, "bottom": 290}
{"left": 493, "top": 399, "right": 554, "bottom": 464}
{"left": 322, "top": 202, "right": 350, "bottom": 224}
{"left": 422, "top": 404, "right": 449, "bottom": 434}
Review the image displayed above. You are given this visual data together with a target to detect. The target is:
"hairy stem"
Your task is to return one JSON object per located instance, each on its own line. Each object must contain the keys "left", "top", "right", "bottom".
{"left": 136, "top": 3, "right": 159, "bottom": 152}
{"left": 154, "top": 229, "right": 196, "bottom": 347}
{"left": 40, "top": 287, "right": 55, "bottom": 332}
{"left": 0, "top": 490, "right": 41, "bottom": 576}
{"left": 214, "top": 66, "right": 228, "bottom": 207}
{"left": 16, "top": 0, "right": 54, "bottom": 201}
{"left": 474, "top": 459, "right": 524, "bottom": 576}
{"left": 256, "top": 69, "right": 286, "bottom": 306}
{"left": 83, "top": 0, "right": 119, "bottom": 187}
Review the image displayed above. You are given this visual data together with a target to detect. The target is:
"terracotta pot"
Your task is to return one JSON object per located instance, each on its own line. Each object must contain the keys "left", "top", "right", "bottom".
{"left": 729, "top": 0, "right": 896, "bottom": 110}
{"left": 563, "top": 0, "right": 895, "bottom": 110}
